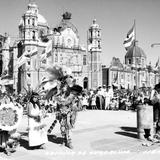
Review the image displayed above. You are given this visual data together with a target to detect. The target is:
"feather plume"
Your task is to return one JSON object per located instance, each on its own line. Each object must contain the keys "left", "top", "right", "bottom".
{"left": 38, "top": 65, "right": 83, "bottom": 102}
{"left": 38, "top": 65, "right": 64, "bottom": 93}
{"left": 45, "top": 65, "right": 64, "bottom": 81}
{"left": 45, "top": 87, "right": 58, "bottom": 100}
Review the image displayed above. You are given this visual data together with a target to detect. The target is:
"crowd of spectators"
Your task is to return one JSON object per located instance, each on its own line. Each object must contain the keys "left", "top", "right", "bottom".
{"left": 0, "top": 85, "right": 152, "bottom": 115}
{"left": 80, "top": 85, "right": 152, "bottom": 111}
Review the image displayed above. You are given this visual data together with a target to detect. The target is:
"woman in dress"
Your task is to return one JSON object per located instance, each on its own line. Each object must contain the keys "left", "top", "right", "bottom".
{"left": 104, "top": 88, "right": 110, "bottom": 110}
{"left": 28, "top": 92, "right": 48, "bottom": 149}
{"left": 82, "top": 94, "right": 89, "bottom": 111}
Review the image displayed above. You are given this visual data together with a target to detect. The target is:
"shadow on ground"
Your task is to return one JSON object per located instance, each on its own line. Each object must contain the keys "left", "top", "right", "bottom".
{"left": 115, "top": 126, "right": 138, "bottom": 139}
{"left": 19, "top": 132, "right": 64, "bottom": 149}
{"left": 48, "top": 135, "right": 64, "bottom": 145}
{"left": 0, "top": 148, "right": 5, "bottom": 154}
{"left": 120, "top": 126, "right": 137, "bottom": 132}
{"left": 19, "top": 132, "right": 30, "bottom": 150}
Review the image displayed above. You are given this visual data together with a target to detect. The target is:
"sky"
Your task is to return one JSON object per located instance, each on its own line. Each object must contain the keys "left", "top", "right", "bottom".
{"left": 0, "top": 0, "right": 160, "bottom": 66}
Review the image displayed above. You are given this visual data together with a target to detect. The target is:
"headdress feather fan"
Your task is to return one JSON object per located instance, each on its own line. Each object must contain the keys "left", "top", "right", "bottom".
{"left": 38, "top": 65, "right": 64, "bottom": 91}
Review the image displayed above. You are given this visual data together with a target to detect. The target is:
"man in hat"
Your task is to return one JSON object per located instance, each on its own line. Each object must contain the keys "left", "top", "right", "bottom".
{"left": 150, "top": 82, "right": 160, "bottom": 138}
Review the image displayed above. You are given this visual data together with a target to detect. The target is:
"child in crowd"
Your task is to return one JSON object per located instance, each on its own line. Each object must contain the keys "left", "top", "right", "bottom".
{"left": 82, "top": 94, "right": 89, "bottom": 111}
{"left": 91, "top": 94, "right": 97, "bottom": 110}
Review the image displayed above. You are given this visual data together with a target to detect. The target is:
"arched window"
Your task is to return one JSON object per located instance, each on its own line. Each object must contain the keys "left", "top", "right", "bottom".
{"left": 83, "top": 55, "right": 87, "bottom": 65}
{"left": 136, "top": 58, "right": 139, "bottom": 65}
{"left": 128, "top": 59, "right": 131, "bottom": 64}
{"left": 142, "top": 59, "right": 144, "bottom": 66}
{"left": 97, "top": 30, "right": 100, "bottom": 37}
{"left": 28, "top": 19, "right": 30, "bottom": 25}
{"left": 32, "top": 18, "right": 35, "bottom": 26}
{"left": 32, "top": 31, "right": 35, "bottom": 40}
{"left": 83, "top": 77, "right": 88, "bottom": 89}
{"left": 98, "top": 41, "right": 101, "bottom": 49}
{"left": 39, "top": 29, "right": 44, "bottom": 38}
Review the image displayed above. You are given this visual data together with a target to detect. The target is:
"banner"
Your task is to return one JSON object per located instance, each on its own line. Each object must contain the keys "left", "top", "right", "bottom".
{"left": 123, "top": 23, "right": 135, "bottom": 50}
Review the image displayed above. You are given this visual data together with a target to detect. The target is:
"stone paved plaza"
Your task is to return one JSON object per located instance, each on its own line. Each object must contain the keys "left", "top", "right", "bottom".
{"left": 1, "top": 110, "right": 160, "bottom": 160}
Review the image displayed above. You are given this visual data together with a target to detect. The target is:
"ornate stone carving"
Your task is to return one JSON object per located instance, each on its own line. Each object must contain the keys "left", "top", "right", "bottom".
{"left": 62, "top": 12, "right": 72, "bottom": 20}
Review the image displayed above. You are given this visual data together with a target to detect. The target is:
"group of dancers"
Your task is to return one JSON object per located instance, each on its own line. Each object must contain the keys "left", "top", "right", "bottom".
{"left": 0, "top": 65, "right": 83, "bottom": 155}
{"left": 1, "top": 64, "right": 160, "bottom": 155}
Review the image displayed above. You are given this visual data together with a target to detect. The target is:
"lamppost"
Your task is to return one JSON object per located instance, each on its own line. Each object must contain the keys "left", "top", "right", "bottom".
{"left": 151, "top": 43, "right": 160, "bottom": 84}
{"left": 151, "top": 43, "right": 160, "bottom": 48}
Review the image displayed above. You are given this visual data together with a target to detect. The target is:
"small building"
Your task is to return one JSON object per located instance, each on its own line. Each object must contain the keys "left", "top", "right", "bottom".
{"left": 103, "top": 44, "right": 160, "bottom": 89}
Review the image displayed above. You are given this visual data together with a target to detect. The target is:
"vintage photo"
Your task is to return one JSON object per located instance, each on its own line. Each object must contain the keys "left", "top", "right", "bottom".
{"left": 0, "top": 0, "right": 160, "bottom": 159}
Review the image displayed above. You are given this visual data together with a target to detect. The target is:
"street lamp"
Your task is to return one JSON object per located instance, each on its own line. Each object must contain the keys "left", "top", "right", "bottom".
{"left": 151, "top": 43, "right": 160, "bottom": 48}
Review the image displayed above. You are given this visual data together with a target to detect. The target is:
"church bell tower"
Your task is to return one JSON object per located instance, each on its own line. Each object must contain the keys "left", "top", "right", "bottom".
{"left": 18, "top": 2, "right": 39, "bottom": 91}
{"left": 88, "top": 19, "right": 102, "bottom": 89}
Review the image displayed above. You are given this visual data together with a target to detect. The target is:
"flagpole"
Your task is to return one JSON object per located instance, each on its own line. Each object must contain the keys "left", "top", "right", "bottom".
{"left": 134, "top": 19, "right": 138, "bottom": 89}
{"left": 87, "top": 30, "right": 89, "bottom": 90}
{"left": 134, "top": 19, "right": 136, "bottom": 45}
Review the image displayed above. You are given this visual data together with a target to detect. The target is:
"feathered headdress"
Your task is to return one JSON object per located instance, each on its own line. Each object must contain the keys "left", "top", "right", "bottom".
{"left": 38, "top": 65, "right": 75, "bottom": 100}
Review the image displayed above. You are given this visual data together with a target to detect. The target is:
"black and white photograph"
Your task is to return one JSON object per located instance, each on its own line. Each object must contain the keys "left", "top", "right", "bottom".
{"left": 0, "top": 0, "right": 160, "bottom": 159}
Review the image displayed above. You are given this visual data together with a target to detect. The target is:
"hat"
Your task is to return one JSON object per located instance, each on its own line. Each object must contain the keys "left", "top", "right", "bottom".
{"left": 70, "top": 85, "right": 83, "bottom": 95}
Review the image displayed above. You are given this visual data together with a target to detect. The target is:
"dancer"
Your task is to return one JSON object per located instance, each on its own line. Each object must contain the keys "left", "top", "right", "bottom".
{"left": 0, "top": 93, "right": 22, "bottom": 156}
{"left": 40, "top": 65, "right": 82, "bottom": 149}
{"left": 28, "top": 92, "right": 48, "bottom": 149}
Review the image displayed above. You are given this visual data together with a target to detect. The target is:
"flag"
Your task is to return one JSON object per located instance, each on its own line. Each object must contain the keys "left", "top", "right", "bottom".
{"left": 46, "top": 40, "right": 52, "bottom": 58}
{"left": 113, "top": 71, "right": 118, "bottom": 83}
{"left": 30, "top": 47, "right": 38, "bottom": 56}
{"left": 155, "top": 57, "right": 160, "bottom": 69}
{"left": 40, "top": 49, "right": 46, "bottom": 61}
{"left": 88, "top": 43, "right": 94, "bottom": 51}
{"left": 16, "top": 52, "right": 30, "bottom": 68}
{"left": 25, "top": 47, "right": 38, "bottom": 57}
{"left": 123, "top": 23, "right": 135, "bottom": 50}
{"left": 40, "top": 40, "right": 52, "bottom": 61}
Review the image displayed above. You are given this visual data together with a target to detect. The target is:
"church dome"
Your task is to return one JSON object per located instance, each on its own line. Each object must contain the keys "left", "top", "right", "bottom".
{"left": 37, "top": 14, "right": 48, "bottom": 26}
{"left": 19, "top": 13, "right": 48, "bottom": 27}
{"left": 19, "top": 2, "right": 48, "bottom": 27}
{"left": 55, "top": 12, "right": 78, "bottom": 35}
{"left": 125, "top": 45, "right": 146, "bottom": 58}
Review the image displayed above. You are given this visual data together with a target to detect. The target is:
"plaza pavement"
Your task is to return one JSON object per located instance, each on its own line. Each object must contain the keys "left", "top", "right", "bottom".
{"left": 1, "top": 110, "right": 160, "bottom": 160}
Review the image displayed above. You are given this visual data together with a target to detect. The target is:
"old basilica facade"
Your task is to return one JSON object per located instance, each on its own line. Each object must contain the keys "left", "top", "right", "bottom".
{"left": 0, "top": 2, "right": 102, "bottom": 93}
{"left": 0, "top": 2, "right": 159, "bottom": 93}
